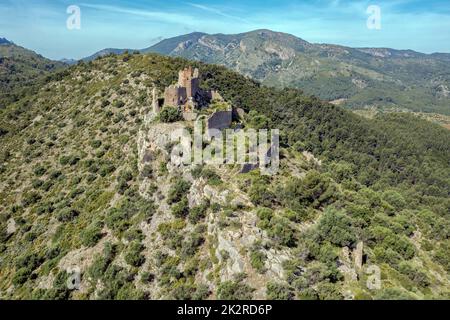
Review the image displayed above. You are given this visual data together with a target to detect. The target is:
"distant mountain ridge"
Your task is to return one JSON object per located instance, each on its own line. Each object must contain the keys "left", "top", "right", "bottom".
{"left": 142, "top": 30, "right": 450, "bottom": 115}
{"left": 82, "top": 30, "right": 450, "bottom": 114}
{"left": 83, "top": 48, "right": 131, "bottom": 62}
{"left": 0, "top": 38, "right": 12, "bottom": 45}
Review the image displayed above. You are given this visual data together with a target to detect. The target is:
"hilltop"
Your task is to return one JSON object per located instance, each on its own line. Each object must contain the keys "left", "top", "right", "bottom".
{"left": 0, "top": 38, "right": 65, "bottom": 109}
{"left": 0, "top": 52, "right": 449, "bottom": 299}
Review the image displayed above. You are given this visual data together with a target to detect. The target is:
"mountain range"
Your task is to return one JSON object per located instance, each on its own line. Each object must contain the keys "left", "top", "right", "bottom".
{"left": 84, "top": 30, "right": 450, "bottom": 115}
{"left": 3, "top": 30, "right": 449, "bottom": 115}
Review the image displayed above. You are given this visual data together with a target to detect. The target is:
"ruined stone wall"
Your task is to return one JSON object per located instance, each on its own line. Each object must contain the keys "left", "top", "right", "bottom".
{"left": 152, "top": 87, "right": 160, "bottom": 113}
{"left": 164, "top": 85, "right": 187, "bottom": 106}
{"left": 178, "top": 67, "right": 199, "bottom": 99}
{"left": 187, "top": 77, "right": 199, "bottom": 98}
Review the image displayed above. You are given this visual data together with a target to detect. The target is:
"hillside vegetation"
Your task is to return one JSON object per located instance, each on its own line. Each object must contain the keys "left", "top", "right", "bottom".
{"left": 0, "top": 53, "right": 449, "bottom": 300}
{"left": 0, "top": 40, "right": 64, "bottom": 110}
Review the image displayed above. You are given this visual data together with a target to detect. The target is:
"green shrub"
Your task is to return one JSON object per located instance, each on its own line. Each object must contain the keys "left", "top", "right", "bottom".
{"left": 124, "top": 241, "right": 145, "bottom": 267}
{"left": 106, "top": 207, "right": 130, "bottom": 235}
{"left": 59, "top": 155, "right": 80, "bottom": 166}
{"left": 250, "top": 249, "right": 266, "bottom": 274}
{"left": 159, "top": 106, "right": 182, "bottom": 123}
{"left": 398, "top": 262, "right": 430, "bottom": 287}
{"left": 180, "top": 231, "right": 205, "bottom": 259}
{"left": 433, "top": 242, "right": 450, "bottom": 272}
{"left": 193, "top": 284, "right": 211, "bottom": 300}
{"left": 141, "top": 272, "right": 155, "bottom": 284}
{"left": 87, "top": 243, "right": 116, "bottom": 280}
{"left": 217, "top": 278, "right": 254, "bottom": 300}
{"left": 266, "top": 282, "right": 293, "bottom": 300}
{"left": 13, "top": 268, "right": 32, "bottom": 285}
{"left": 22, "top": 191, "right": 42, "bottom": 207}
{"left": 90, "top": 140, "right": 102, "bottom": 149}
{"left": 316, "top": 282, "right": 343, "bottom": 300}
{"left": 188, "top": 202, "right": 209, "bottom": 224}
{"left": 256, "top": 208, "right": 296, "bottom": 247}
{"left": 200, "top": 168, "right": 222, "bottom": 186}
{"left": 249, "top": 182, "right": 275, "bottom": 207}
{"left": 141, "top": 165, "right": 153, "bottom": 178}
{"left": 167, "top": 178, "right": 191, "bottom": 204}
{"left": 316, "top": 207, "right": 356, "bottom": 247}
{"left": 266, "top": 217, "right": 296, "bottom": 247}
{"left": 247, "top": 110, "right": 270, "bottom": 130}
{"left": 281, "top": 171, "right": 336, "bottom": 210}
{"left": 56, "top": 208, "right": 79, "bottom": 222}
{"left": 113, "top": 100, "right": 125, "bottom": 108}
{"left": 375, "top": 288, "right": 415, "bottom": 300}
{"left": 99, "top": 163, "right": 116, "bottom": 177}
{"left": 172, "top": 197, "right": 190, "bottom": 219}
{"left": 80, "top": 221, "right": 104, "bottom": 247}
{"left": 33, "top": 166, "right": 47, "bottom": 176}
{"left": 31, "top": 180, "right": 44, "bottom": 189}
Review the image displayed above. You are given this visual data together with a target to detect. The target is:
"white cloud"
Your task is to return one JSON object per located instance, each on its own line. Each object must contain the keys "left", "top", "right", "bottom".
{"left": 186, "top": 2, "right": 251, "bottom": 24}
{"left": 80, "top": 3, "right": 198, "bottom": 25}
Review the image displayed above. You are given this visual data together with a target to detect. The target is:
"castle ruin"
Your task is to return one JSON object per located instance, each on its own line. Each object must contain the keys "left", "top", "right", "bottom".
{"left": 164, "top": 66, "right": 200, "bottom": 112}
{"left": 154, "top": 66, "right": 233, "bottom": 129}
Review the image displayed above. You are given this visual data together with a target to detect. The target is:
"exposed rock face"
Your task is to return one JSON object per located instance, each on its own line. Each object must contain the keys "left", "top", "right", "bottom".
{"left": 173, "top": 40, "right": 194, "bottom": 53}
{"left": 6, "top": 218, "right": 16, "bottom": 235}
{"left": 352, "top": 78, "right": 368, "bottom": 89}
{"left": 265, "top": 249, "right": 290, "bottom": 278}
{"left": 203, "top": 185, "right": 229, "bottom": 206}
{"left": 264, "top": 43, "right": 296, "bottom": 60}
{"left": 436, "top": 84, "right": 449, "bottom": 98}
{"left": 217, "top": 234, "right": 244, "bottom": 277}
{"left": 187, "top": 178, "right": 207, "bottom": 208}
{"left": 198, "top": 36, "right": 227, "bottom": 53}
{"left": 233, "top": 107, "right": 246, "bottom": 120}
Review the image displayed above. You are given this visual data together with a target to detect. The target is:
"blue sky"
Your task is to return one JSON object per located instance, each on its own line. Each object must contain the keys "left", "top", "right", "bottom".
{"left": 0, "top": 0, "right": 449, "bottom": 59}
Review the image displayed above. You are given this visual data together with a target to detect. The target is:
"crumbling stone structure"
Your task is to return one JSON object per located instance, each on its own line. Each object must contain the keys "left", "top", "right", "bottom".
{"left": 178, "top": 66, "right": 199, "bottom": 98}
{"left": 160, "top": 67, "right": 233, "bottom": 127}
{"left": 164, "top": 85, "right": 187, "bottom": 107}
{"left": 152, "top": 87, "right": 160, "bottom": 113}
{"left": 164, "top": 66, "right": 200, "bottom": 112}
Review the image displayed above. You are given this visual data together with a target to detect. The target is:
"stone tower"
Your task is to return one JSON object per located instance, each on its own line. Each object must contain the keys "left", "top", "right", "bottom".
{"left": 178, "top": 66, "right": 200, "bottom": 99}
{"left": 164, "top": 85, "right": 187, "bottom": 107}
